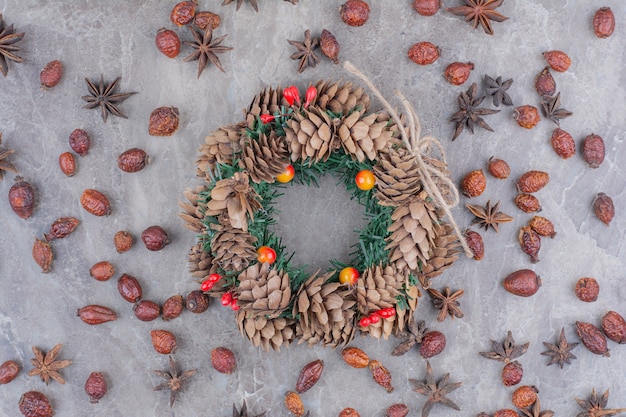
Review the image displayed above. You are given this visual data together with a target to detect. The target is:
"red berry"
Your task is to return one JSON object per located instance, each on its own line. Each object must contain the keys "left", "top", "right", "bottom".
{"left": 221, "top": 292, "right": 232, "bottom": 306}
{"left": 369, "top": 314, "right": 380, "bottom": 324}
{"left": 200, "top": 280, "right": 214, "bottom": 292}
{"left": 208, "top": 273, "right": 222, "bottom": 283}
{"left": 359, "top": 317, "right": 371, "bottom": 327}
{"left": 379, "top": 307, "right": 396, "bottom": 318}
{"left": 231, "top": 298, "right": 240, "bottom": 310}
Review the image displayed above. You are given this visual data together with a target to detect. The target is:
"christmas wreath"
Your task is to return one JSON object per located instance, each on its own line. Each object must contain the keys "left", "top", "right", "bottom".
{"left": 180, "top": 62, "right": 471, "bottom": 351}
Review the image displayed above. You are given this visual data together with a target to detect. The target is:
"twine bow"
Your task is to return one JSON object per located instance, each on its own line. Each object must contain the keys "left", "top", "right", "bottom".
{"left": 344, "top": 61, "right": 473, "bottom": 258}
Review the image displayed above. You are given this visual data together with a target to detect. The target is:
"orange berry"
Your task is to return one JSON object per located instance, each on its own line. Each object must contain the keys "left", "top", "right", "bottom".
{"left": 339, "top": 267, "right": 359, "bottom": 286}
{"left": 276, "top": 164, "right": 295, "bottom": 183}
{"left": 355, "top": 169, "right": 375, "bottom": 190}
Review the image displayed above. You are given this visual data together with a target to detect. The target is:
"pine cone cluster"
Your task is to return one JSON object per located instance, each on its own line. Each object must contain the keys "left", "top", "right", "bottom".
{"left": 210, "top": 219, "right": 257, "bottom": 273}
{"left": 236, "top": 313, "right": 296, "bottom": 352}
{"left": 236, "top": 262, "right": 292, "bottom": 319}
{"left": 239, "top": 131, "right": 290, "bottom": 184}
{"left": 205, "top": 172, "right": 262, "bottom": 231}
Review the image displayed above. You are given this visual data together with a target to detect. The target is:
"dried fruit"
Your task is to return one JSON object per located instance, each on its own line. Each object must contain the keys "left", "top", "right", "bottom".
{"left": 541, "top": 327, "right": 578, "bottom": 368}
{"left": 149, "top": 106, "right": 179, "bottom": 136}
{"left": 58, "top": 152, "right": 76, "bottom": 176}
{"left": 118, "top": 148, "right": 148, "bottom": 173}
{"left": 19, "top": 391, "right": 53, "bottom": 417}
{"left": 512, "top": 385, "right": 538, "bottom": 408}
{"left": 542, "top": 93, "right": 572, "bottom": 126}
{"left": 118, "top": 273, "right": 142, "bottom": 303}
{"left": 446, "top": 0, "right": 508, "bottom": 35}
{"left": 518, "top": 226, "right": 541, "bottom": 263}
{"left": 593, "top": 192, "right": 614, "bottom": 226}
{"left": 151, "top": 330, "right": 177, "bottom": 354}
{"left": 80, "top": 189, "right": 111, "bottom": 216}
{"left": 183, "top": 25, "right": 233, "bottom": 77}
{"left": 113, "top": 230, "right": 133, "bottom": 253}
{"left": 194, "top": 11, "right": 221, "bottom": 30}
{"left": 451, "top": 82, "right": 500, "bottom": 140}
{"left": 513, "top": 105, "right": 540, "bottom": 129}
{"left": 170, "top": 1, "right": 196, "bottom": 26}
{"left": 428, "top": 287, "right": 464, "bottom": 321}
{"left": 484, "top": 75, "right": 513, "bottom": 107}
{"left": 582, "top": 133, "right": 605, "bottom": 168}
{"left": 464, "top": 229, "right": 484, "bottom": 260}
{"left": 543, "top": 50, "right": 571, "bottom": 72}
{"left": 420, "top": 331, "right": 446, "bottom": 358}
{"left": 69, "top": 128, "right": 91, "bottom": 156}
{"left": 369, "top": 360, "right": 393, "bottom": 392}
{"left": 407, "top": 41, "right": 440, "bottom": 65}
{"left": 339, "top": 408, "right": 360, "bottom": 417}
{"left": 77, "top": 305, "right": 118, "bottom": 325}
{"left": 32, "top": 238, "right": 53, "bottom": 273}
{"left": 320, "top": 29, "right": 340, "bottom": 64}
{"left": 501, "top": 361, "right": 523, "bottom": 387}
{"left": 287, "top": 29, "right": 320, "bottom": 74}
{"left": 549, "top": 127, "right": 575, "bottom": 159}
{"left": 28, "top": 344, "right": 72, "bottom": 385}
{"left": 285, "top": 391, "right": 305, "bottom": 416}
{"left": 134, "top": 300, "right": 161, "bottom": 322}
{"left": 601, "top": 311, "right": 626, "bottom": 344}
{"left": 461, "top": 169, "right": 486, "bottom": 198}
{"left": 534, "top": 67, "right": 556, "bottom": 97}
{"left": 593, "top": 7, "right": 615, "bottom": 38}
{"left": 40, "top": 60, "right": 63, "bottom": 88}
{"left": 528, "top": 216, "right": 556, "bottom": 238}
{"left": 162, "top": 295, "right": 184, "bottom": 321}
{"left": 0, "top": 360, "right": 19, "bottom": 384}
{"left": 488, "top": 157, "right": 510, "bottom": 179}
{"left": 186, "top": 290, "right": 210, "bottom": 313}
{"left": 503, "top": 269, "right": 541, "bottom": 297}
{"left": 141, "top": 225, "right": 170, "bottom": 251}
{"left": 82, "top": 75, "right": 137, "bottom": 122}
{"left": 89, "top": 261, "right": 115, "bottom": 282}
{"left": 45, "top": 217, "right": 79, "bottom": 240}
{"left": 410, "top": 361, "right": 461, "bottom": 417}
{"left": 340, "top": 0, "right": 370, "bottom": 26}
{"left": 517, "top": 171, "right": 549, "bottom": 193}
{"left": 412, "top": 0, "right": 440, "bottom": 16}
{"left": 494, "top": 409, "right": 519, "bottom": 417}
{"left": 153, "top": 356, "right": 196, "bottom": 407}
{"left": 295, "top": 359, "right": 324, "bottom": 393}
{"left": 84, "top": 372, "right": 107, "bottom": 403}
{"left": 385, "top": 403, "right": 410, "bottom": 417}
{"left": 575, "top": 388, "right": 626, "bottom": 417}
{"left": 341, "top": 347, "right": 370, "bottom": 368}
{"left": 514, "top": 193, "right": 541, "bottom": 213}
{"left": 155, "top": 28, "right": 180, "bottom": 58}
{"left": 444, "top": 62, "right": 474, "bottom": 85}
{"left": 211, "top": 347, "right": 236, "bottom": 374}
{"left": 574, "top": 277, "right": 599, "bottom": 302}
{"left": 576, "top": 321, "right": 609, "bottom": 356}
{"left": 9, "top": 176, "right": 35, "bottom": 219}
{"left": 466, "top": 200, "right": 513, "bottom": 232}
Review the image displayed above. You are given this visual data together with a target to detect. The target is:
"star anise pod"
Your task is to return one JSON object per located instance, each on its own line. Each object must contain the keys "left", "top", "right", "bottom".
{"left": 465, "top": 200, "right": 513, "bottom": 233}
{"left": 540, "top": 327, "right": 578, "bottom": 368}
{"left": 541, "top": 92, "right": 572, "bottom": 126}
{"left": 222, "top": 0, "right": 297, "bottom": 12}
{"left": 183, "top": 25, "right": 233, "bottom": 78}
{"left": 153, "top": 355, "right": 196, "bottom": 407}
{"left": 410, "top": 361, "right": 462, "bottom": 417}
{"left": 479, "top": 330, "right": 529, "bottom": 363}
{"left": 427, "top": 287, "right": 464, "bottom": 322}
{"left": 484, "top": 75, "right": 513, "bottom": 106}
{"left": 446, "top": 0, "right": 509, "bottom": 35}
{"left": 82, "top": 75, "right": 137, "bottom": 122}
{"left": 287, "top": 29, "right": 320, "bottom": 74}
{"left": 450, "top": 82, "right": 500, "bottom": 141}
{"left": 575, "top": 389, "right": 626, "bottom": 417}
{"left": 392, "top": 316, "right": 428, "bottom": 356}
{"left": 232, "top": 400, "right": 267, "bottom": 417}
{"left": 519, "top": 397, "right": 554, "bottom": 417}
{"left": 28, "top": 343, "right": 73, "bottom": 385}
{"left": 0, "top": 133, "right": 18, "bottom": 181}
{"left": 0, "top": 14, "right": 25, "bottom": 77}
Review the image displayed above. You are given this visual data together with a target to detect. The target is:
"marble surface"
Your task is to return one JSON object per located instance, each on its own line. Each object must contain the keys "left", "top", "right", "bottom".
{"left": 1, "top": 1, "right": 625, "bottom": 416}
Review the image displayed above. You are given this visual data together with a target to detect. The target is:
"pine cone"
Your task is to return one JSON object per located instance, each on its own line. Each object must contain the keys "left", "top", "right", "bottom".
{"left": 245, "top": 86, "right": 283, "bottom": 129}
{"left": 285, "top": 106, "right": 339, "bottom": 164}
{"left": 205, "top": 172, "right": 262, "bottom": 231}
{"left": 373, "top": 147, "right": 424, "bottom": 206}
{"left": 210, "top": 220, "right": 257, "bottom": 273}
{"left": 187, "top": 242, "right": 218, "bottom": 280}
{"left": 197, "top": 123, "right": 244, "bottom": 177}
{"left": 239, "top": 131, "right": 290, "bottom": 184}
{"left": 236, "top": 312, "right": 296, "bottom": 351}
{"left": 179, "top": 185, "right": 209, "bottom": 233}
{"left": 236, "top": 262, "right": 292, "bottom": 319}
{"left": 338, "top": 109, "right": 394, "bottom": 162}
{"left": 314, "top": 80, "right": 370, "bottom": 114}
{"left": 418, "top": 223, "right": 461, "bottom": 289}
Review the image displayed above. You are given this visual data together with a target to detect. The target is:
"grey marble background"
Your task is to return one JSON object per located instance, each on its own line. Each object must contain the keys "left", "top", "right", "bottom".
{"left": 0, "top": 1, "right": 625, "bottom": 416}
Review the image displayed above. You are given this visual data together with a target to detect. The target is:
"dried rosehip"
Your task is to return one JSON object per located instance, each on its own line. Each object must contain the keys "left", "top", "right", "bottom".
{"left": 593, "top": 7, "right": 615, "bottom": 38}
{"left": 149, "top": 106, "right": 179, "bottom": 136}
{"left": 32, "top": 238, "right": 53, "bottom": 273}
{"left": 518, "top": 226, "right": 541, "bottom": 263}
{"left": 485, "top": 158, "right": 509, "bottom": 180}
{"left": 141, "top": 225, "right": 170, "bottom": 251}
{"left": 45, "top": 217, "right": 79, "bottom": 240}
{"left": 40, "top": 60, "right": 63, "bottom": 89}
{"left": 118, "top": 148, "right": 148, "bottom": 173}
{"left": 134, "top": 300, "right": 161, "bottom": 322}
{"left": 211, "top": 347, "right": 236, "bottom": 374}
{"left": 464, "top": 229, "right": 484, "bottom": 260}
{"left": 77, "top": 305, "right": 118, "bottom": 325}
{"left": 517, "top": 170, "right": 549, "bottom": 193}
{"left": 494, "top": 409, "right": 519, "bottom": 417}
{"left": 341, "top": 346, "right": 370, "bottom": 368}
{"left": 155, "top": 28, "right": 180, "bottom": 58}
{"left": 412, "top": 0, "right": 440, "bottom": 16}
{"left": 170, "top": 1, "right": 196, "bottom": 27}
{"left": 162, "top": 295, "right": 184, "bottom": 321}
{"left": 186, "top": 290, "right": 209, "bottom": 313}
{"left": 320, "top": 29, "right": 340, "bottom": 64}
{"left": 528, "top": 215, "right": 556, "bottom": 238}
{"left": 80, "top": 189, "right": 111, "bottom": 216}
{"left": 419, "top": 331, "right": 446, "bottom": 358}
{"left": 514, "top": 193, "right": 541, "bottom": 213}
{"left": 574, "top": 277, "right": 599, "bottom": 302}
{"left": 576, "top": 321, "right": 609, "bottom": 356}
{"left": 543, "top": 50, "right": 571, "bottom": 72}
{"left": 58, "top": 152, "right": 76, "bottom": 177}
{"left": 369, "top": 360, "right": 393, "bottom": 392}
{"left": 84, "top": 371, "right": 107, "bottom": 403}
{"left": 385, "top": 403, "right": 410, "bottom": 417}
{"left": 90, "top": 261, "right": 115, "bottom": 282}
{"left": 151, "top": 330, "right": 177, "bottom": 354}
{"left": 19, "top": 391, "right": 53, "bottom": 417}
{"left": 582, "top": 133, "right": 605, "bottom": 168}
{"left": 285, "top": 391, "right": 305, "bottom": 417}
{"left": 461, "top": 169, "right": 486, "bottom": 198}
{"left": 512, "top": 385, "right": 538, "bottom": 408}
{"left": 501, "top": 361, "right": 523, "bottom": 387}
{"left": 194, "top": 11, "right": 221, "bottom": 30}
{"left": 550, "top": 128, "right": 576, "bottom": 159}
{"left": 0, "top": 360, "right": 19, "bottom": 384}
{"left": 601, "top": 311, "right": 626, "bottom": 344}
{"left": 118, "top": 273, "right": 142, "bottom": 303}
{"left": 9, "top": 177, "right": 35, "bottom": 219}
{"left": 503, "top": 269, "right": 541, "bottom": 297}
{"left": 444, "top": 62, "right": 474, "bottom": 86}
{"left": 593, "top": 192, "right": 614, "bottom": 226}
{"left": 534, "top": 67, "right": 556, "bottom": 97}
{"left": 113, "top": 230, "right": 133, "bottom": 253}
{"left": 514, "top": 105, "right": 540, "bottom": 129}
{"left": 340, "top": 0, "right": 370, "bottom": 26}
{"left": 408, "top": 41, "right": 440, "bottom": 65}
{"left": 69, "top": 128, "right": 91, "bottom": 156}
{"left": 295, "top": 359, "right": 324, "bottom": 393}
{"left": 339, "top": 408, "right": 360, "bottom": 417}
